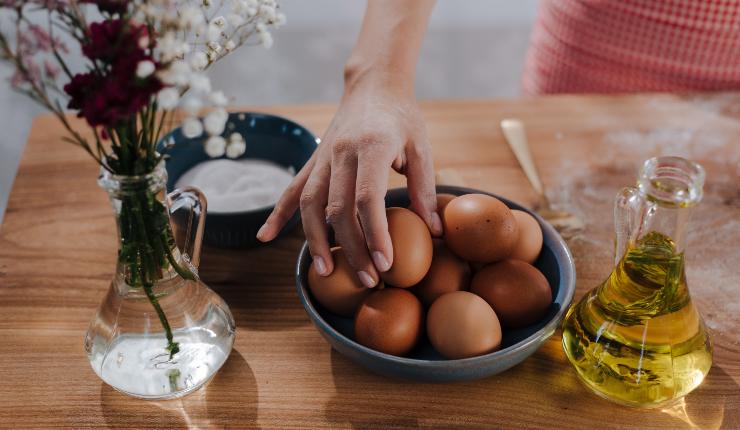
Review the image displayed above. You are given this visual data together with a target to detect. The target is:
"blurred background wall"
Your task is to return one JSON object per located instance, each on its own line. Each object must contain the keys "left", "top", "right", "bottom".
{"left": 0, "top": 0, "right": 539, "bottom": 224}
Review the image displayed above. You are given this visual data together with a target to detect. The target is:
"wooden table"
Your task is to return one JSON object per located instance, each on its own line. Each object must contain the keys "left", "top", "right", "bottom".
{"left": 1, "top": 93, "right": 738, "bottom": 429}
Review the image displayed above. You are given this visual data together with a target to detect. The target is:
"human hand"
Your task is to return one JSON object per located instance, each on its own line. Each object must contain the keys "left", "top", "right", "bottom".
{"left": 256, "top": 79, "right": 441, "bottom": 287}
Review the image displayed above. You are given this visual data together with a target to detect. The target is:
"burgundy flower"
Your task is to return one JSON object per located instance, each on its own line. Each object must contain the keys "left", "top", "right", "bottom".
{"left": 64, "top": 68, "right": 163, "bottom": 128}
{"left": 82, "top": 19, "right": 147, "bottom": 64}
{"left": 64, "top": 17, "right": 165, "bottom": 128}
{"left": 80, "top": 0, "right": 129, "bottom": 15}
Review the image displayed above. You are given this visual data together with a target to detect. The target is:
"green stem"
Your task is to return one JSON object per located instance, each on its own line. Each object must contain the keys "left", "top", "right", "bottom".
{"left": 116, "top": 188, "right": 195, "bottom": 360}
{"left": 142, "top": 279, "right": 180, "bottom": 359}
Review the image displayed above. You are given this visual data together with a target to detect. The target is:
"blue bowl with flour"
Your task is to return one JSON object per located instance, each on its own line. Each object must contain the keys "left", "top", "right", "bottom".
{"left": 161, "top": 112, "right": 318, "bottom": 248}
{"left": 295, "top": 186, "right": 576, "bottom": 382}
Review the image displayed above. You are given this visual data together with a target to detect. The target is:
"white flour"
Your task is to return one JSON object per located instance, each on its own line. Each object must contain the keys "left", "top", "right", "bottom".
{"left": 175, "top": 159, "right": 295, "bottom": 213}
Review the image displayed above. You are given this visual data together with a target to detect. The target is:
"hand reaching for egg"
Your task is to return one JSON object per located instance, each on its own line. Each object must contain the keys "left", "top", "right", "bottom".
{"left": 256, "top": 82, "right": 441, "bottom": 288}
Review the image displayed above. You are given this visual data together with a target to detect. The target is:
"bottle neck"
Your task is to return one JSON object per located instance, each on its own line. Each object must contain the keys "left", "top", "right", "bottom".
{"left": 634, "top": 157, "right": 705, "bottom": 253}
{"left": 99, "top": 165, "right": 185, "bottom": 290}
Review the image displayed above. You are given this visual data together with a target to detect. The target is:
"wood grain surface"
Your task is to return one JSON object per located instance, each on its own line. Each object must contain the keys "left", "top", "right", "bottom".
{"left": 0, "top": 93, "right": 739, "bottom": 429}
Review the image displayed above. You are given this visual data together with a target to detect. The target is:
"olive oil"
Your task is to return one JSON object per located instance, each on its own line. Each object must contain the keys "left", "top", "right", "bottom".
{"left": 562, "top": 231, "right": 712, "bottom": 407}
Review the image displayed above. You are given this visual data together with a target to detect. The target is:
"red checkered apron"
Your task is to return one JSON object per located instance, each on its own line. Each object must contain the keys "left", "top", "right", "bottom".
{"left": 523, "top": 0, "right": 740, "bottom": 94}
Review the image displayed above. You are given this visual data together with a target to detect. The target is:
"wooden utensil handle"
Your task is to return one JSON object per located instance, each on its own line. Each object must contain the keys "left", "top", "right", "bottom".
{"left": 501, "top": 119, "right": 544, "bottom": 197}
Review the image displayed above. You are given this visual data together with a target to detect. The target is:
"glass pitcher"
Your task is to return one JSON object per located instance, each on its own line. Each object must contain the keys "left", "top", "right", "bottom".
{"left": 562, "top": 156, "right": 712, "bottom": 407}
{"left": 85, "top": 163, "right": 236, "bottom": 400}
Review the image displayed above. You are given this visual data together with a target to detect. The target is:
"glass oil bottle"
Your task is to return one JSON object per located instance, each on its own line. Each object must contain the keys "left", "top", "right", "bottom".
{"left": 562, "top": 156, "right": 712, "bottom": 407}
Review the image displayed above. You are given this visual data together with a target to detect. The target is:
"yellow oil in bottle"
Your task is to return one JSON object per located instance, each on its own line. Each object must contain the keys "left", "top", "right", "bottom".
{"left": 562, "top": 231, "right": 712, "bottom": 407}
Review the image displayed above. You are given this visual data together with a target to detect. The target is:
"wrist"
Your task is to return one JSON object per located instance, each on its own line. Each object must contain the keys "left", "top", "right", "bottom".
{"left": 343, "top": 57, "right": 415, "bottom": 97}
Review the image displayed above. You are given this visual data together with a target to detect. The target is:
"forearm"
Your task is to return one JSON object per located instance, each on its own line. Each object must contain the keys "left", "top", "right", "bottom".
{"left": 344, "top": 0, "right": 435, "bottom": 96}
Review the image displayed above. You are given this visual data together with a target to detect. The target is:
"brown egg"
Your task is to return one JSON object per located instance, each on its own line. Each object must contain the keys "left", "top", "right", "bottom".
{"left": 381, "top": 207, "right": 433, "bottom": 288}
{"left": 443, "top": 194, "right": 519, "bottom": 263}
{"left": 307, "top": 247, "right": 372, "bottom": 317}
{"left": 411, "top": 239, "right": 471, "bottom": 307}
{"left": 354, "top": 288, "right": 424, "bottom": 356}
{"left": 410, "top": 193, "right": 456, "bottom": 219}
{"left": 427, "top": 291, "right": 502, "bottom": 359}
{"left": 436, "top": 193, "right": 457, "bottom": 224}
{"left": 510, "top": 210, "right": 543, "bottom": 264}
{"left": 470, "top": 259, "right": 552, "bottom": 328}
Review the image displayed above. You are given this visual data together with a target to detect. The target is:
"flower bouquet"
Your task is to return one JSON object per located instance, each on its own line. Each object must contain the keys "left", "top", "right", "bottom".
{"left": 0, "top": 0, "right": 283, "bottom": 398}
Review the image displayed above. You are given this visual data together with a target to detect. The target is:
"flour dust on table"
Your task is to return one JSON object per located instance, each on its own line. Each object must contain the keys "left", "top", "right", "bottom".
{"left": 175, "top": 159, "right": 295, "bottom": 213}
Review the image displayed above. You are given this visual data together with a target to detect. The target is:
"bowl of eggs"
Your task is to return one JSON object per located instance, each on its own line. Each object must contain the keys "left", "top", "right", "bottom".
{"left": 295, "top": 185, "right": 576, "bottom": 382}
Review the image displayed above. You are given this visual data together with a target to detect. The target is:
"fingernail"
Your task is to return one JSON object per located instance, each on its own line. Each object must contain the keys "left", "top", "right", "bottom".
{"left": 357, "top": 271, "right": 377, "bottom": 288}
{"left": 431, "top": 212, "right": 443, "bottom": 236}
{"left": 372, "top": 251, "right": 391, "bottom": 272}
{"left": 314, "top": 256, "right": 328, "bottom": 276}
{"left": 256, "top": 223, "right": 269, "bottom": 241}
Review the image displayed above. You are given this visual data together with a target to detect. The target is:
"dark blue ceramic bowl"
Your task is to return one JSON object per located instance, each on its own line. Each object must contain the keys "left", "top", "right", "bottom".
{"left": 160, "top": 112, "right": 318, "bottom": 248}
{"left": 296, "top": 185, "right": 576, "bottom": 382}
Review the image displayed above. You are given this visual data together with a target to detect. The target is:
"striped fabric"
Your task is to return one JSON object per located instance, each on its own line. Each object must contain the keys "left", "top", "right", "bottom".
{"left": 523, "top": 0, "right": 740, "bottom": 94}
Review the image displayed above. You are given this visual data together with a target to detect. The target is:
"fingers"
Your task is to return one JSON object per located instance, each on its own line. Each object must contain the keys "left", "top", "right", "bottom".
{"left": 326, "top": 144, "right": 379, "bottom": 288}
{"left": 405, "top": 129, "right": 442, "bottom": 236}
{"left": 300, "top": 157, "right": 333, "bottom": 277}
{"left": 356, "top": 149, "right": 394, "bottom": 274}
{"left": 257, "top": 153, "right": 316, "bottom": 242}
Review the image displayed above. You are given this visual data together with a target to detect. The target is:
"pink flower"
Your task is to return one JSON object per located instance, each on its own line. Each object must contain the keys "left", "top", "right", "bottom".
{"left": 10, "top": 58, "right": 41, "bottom": 89}
{"left": 43, "top": 60, "right": 60, "bottom": 80}
{"left": 28, "top": 25, "right": 53, "bottom": 51}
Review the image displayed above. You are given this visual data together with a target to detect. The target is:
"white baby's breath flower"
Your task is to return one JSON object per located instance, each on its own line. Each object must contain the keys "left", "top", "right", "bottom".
{"left": 180, "top": 6, "right": 204, "bottom": 28}
{"left": 212, "top": 16, "right": 227, "bottom": 29}
{"left": 226, "top": 139, "right": 246, "bottom": 159}
{"left": 204, "top": 108, "right": 228, "bottom": 135}
{"left": 157, "top": 32, "right": 184, "bottom": 61}
{"left": 233, "top": 0, "right": 246, "bottom": 13}
{"left": 182, "top": 97, "right": 203, "bottom": 115}
{"left": 135, "top": 60, "right": 155, "bottom": 78}
{"left": 224, "top": 40, "right": 237, "bottom": 52}
{"left": 157, "top": 88, "right": 180, "bottom": 110}
{"left": 259, "top": 4, "right": 276, "bottom": 21}
{"left": 229, "top": 132, "right": 245, "bottom": 143}
{"left": 259, "top": 31, "right": 273, "bottom": 49}
{"left": 256, "top": 22, "right": 267, "bottom": 33}
{"left": 207, "top": 23, "right": 222, "bottom": 42}
{"left": 158, "top": 60, "right": 190, "bottom": 86}
{"left": 191, "top": 51, "right": 208, "bottom": 70}
{"left": 189, "top": 74, "right": 212, "bottom": 93}
{"left": 245, "top": 0, "right": 258, "bottom": 8}
{"left": 182, "top": 117, "right": 204, "bottom": 138}
{"left": 210, "top": 91, "right": 229, "bottom": 107}
{"left": 227, "top": 13, "right": 245, "bottom": 27}
{"left": 205, "top": 135, "right": 226, "bottom": 157}
{"left": 274, "top": 12, "right": 286, "bottom": 26}
{"left": 207, "top": 41, "right": 222, "bottom": 54}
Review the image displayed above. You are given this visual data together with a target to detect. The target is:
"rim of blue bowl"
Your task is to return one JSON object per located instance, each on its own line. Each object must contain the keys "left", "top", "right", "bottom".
{"left": 160, "top": 111, "right": 320, "bottom": 216}
{"left": 295, "top": 185, "right": 577, "bottom": 367}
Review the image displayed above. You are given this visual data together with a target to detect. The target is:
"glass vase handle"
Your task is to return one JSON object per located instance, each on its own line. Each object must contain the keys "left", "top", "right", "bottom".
{"left": 168, "top": 187, "right": 207, "bottom": 270}
{"left": 613, "top": 186, "right": 657, "bottom": 264}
